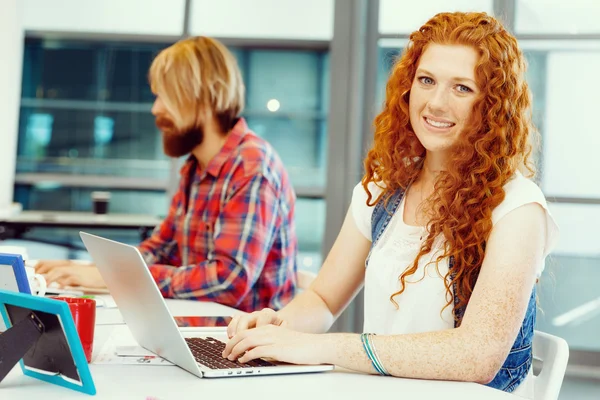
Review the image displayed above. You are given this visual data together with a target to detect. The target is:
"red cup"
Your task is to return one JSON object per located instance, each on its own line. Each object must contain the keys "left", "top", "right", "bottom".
{"left": 52, "top": 297, "right": 96, "bottom": 363}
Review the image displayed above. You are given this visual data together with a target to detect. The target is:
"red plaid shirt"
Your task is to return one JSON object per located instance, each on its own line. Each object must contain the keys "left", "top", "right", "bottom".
{"left": 138, "top": 118, "right": 297, "bottom": 312}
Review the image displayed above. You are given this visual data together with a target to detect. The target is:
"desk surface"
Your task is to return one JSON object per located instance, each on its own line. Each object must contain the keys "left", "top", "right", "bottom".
{"left": 0, "top": 211, "right": 163, "bottom": 229}
{"left": 1, "top": 299, "right": 517, "bottom": 400}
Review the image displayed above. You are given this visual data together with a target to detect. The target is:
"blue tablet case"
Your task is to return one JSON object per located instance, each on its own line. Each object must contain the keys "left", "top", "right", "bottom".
{"left": 0, "top": 253, "right": 31, "bottom": 294}
{"left": 0, "top": 289, "right": 96, "bottom": 395}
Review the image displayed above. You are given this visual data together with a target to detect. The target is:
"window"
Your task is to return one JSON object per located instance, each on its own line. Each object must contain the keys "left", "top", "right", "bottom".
{"left": 516, "top": 0, "right": 600, "bottom": 34}
{"left": 18, "top": 39, "right": 170, "bottom": 179}
{"left": 14, "top": 38, "right": 329, "bottom": 259}
{"left": 376, "top": 42, "right": 404, "bottom": 107}
{"left": 376, "top": 39, "right": 600, "bottom": 351}
{"left": 239, "top": 49, "right": 328, "bottom": 188}
{"left": 522, "top": 42, "right": 600, "bottom": 352}
{"left": 13, "top": 185, "right": 168, "bottom": 216}
{"left": 523, "top": 45, "right": 600, "bottom": 198}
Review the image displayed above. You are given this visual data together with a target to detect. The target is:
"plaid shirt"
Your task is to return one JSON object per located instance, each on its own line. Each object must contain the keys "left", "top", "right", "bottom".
{"left": 139, "top": 118, "right": 297, "bottom": 312}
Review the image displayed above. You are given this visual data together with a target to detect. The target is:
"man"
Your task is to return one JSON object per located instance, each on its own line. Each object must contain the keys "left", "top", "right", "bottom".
{"left": 36, "top": 37, "right": 298, "bottom": 312}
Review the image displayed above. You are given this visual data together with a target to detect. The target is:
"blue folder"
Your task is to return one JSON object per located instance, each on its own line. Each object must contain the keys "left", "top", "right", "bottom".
{"left": 0, "top": 289, "right": 96, "bottom": 395}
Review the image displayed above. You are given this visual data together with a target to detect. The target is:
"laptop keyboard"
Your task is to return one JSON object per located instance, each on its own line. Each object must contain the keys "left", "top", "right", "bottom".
{"left": 185, "top": 337, "right": 276, "bottom": 370}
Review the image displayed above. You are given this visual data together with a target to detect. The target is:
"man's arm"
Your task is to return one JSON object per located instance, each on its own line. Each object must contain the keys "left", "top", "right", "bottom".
{"left": 36, "top": 189, "right": 181, "bottom": 284}
{"left": 138, "top": 188, "right": 182, "bottom": 266}
{"left": 148, "top": 174, "right": 282, "bottom": 308}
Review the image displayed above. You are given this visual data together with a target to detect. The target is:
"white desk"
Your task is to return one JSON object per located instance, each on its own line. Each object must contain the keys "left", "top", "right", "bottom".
{"left": 0, "top": 211, "right": 163, "bottom": 242}
{"left": 1, "top": 299, "right": 517, "bottom": 400}
{"left": 0, "top": 212, "right": 162, "bottom": 228}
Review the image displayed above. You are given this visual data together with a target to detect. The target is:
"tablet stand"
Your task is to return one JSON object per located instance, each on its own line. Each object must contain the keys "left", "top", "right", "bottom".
{"left": 0, "top": 311, "right": 45, "bottom": 382}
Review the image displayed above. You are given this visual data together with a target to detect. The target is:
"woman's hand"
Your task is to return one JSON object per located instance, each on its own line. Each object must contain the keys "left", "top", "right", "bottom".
{"left": 226, "top": 308, "right": 287, "bottom": 338}
{"left": 223, "top": 324, "right": 330, "bottom": 365}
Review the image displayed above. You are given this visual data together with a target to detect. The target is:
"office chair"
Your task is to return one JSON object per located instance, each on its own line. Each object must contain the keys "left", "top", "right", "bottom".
{"left": 533, "top": 330, "right": 570, "bottom": 400}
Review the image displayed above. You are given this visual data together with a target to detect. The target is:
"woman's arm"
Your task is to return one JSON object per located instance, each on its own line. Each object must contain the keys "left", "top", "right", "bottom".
{"left": 227, "top": 208, "right": 371, "bottom": 336}
{"left": 226, "top": 203, "right": 546, "bottom": 383}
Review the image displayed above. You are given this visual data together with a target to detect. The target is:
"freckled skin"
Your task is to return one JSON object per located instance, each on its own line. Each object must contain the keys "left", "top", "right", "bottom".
{"left": 224, "top": 202, "right": 544, "bottom": 383}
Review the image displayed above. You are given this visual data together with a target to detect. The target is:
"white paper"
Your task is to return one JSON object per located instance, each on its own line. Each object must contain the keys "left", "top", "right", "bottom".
{"left": 95, "top": 354, "right": 174, "bottom": 366}
{"left": 93, "top": 325, "right": 173, "bottom": 366}
{"left": 94, "top": 295, "right": 118, "bottom": 308}
{"left": 115, "top": 345, "right": 156, "bottom": 357}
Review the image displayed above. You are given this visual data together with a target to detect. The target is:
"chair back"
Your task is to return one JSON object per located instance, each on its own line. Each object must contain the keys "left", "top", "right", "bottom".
{"left": 533, "top": 330, "right": 570, "bottom": 400}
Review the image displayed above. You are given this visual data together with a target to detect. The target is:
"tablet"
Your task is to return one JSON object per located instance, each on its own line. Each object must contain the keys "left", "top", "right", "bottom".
{"left": 0, "top": 253, "right": 30, "bottom": 295}
{"left": 0, "top": 253, "right": 31, "bottom": 332}
{"left": 0, "top": 290, "right": 96, "bottom": 395}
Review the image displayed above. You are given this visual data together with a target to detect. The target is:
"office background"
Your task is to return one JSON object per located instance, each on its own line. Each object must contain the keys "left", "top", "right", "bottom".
{"left": 1, "top": 1, "right": 599, "bottom": 398}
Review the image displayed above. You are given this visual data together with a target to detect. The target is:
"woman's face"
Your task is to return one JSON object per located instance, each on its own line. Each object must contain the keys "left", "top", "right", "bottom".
{"left": 409, "top": 43, "right": 480, "bottom": 159}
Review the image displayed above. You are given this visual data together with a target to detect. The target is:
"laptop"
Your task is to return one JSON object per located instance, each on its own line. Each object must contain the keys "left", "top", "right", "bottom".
{"left": 79, "top": 231, "right": 333, "bottom": 378}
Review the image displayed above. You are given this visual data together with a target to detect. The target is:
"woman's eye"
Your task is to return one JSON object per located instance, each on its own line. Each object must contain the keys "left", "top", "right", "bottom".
{"left": 419, "top": 77, "right": 434, "bottom": 85}
{"left": 457, "top": 84, "right": 472, "bottom": 93}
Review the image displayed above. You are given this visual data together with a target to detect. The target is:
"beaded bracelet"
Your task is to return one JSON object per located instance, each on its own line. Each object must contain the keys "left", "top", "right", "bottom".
{"left": 360, "top": 333, "right": 390, "bottom": 376}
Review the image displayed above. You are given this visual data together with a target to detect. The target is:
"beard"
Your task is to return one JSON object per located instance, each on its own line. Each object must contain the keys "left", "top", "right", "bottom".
{"left": 155, "top": 116, "right": 204, "bottom": 158}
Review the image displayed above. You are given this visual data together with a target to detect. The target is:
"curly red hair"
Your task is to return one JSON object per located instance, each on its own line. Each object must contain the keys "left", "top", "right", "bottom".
{"left": 363, "top": 12, "right": 539, "bottom": 324}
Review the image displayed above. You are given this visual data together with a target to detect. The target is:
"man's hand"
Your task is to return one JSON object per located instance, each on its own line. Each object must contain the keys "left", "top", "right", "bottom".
{"left": 35, "top": 260, "right": 106, "bottom": 288}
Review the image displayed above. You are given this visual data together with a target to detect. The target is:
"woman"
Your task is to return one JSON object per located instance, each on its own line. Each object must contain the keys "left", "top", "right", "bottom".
{"left": 222, "top": 12, "right": 558, "bottom": 397}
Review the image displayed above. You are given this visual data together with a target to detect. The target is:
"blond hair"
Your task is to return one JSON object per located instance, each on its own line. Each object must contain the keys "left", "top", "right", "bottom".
{"left": 149, "top": 36, "right": 245, "bottom": 133}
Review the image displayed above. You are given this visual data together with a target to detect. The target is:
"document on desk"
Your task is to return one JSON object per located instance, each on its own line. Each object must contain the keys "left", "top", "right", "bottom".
{"left": 94, "top": 325, "right": 174, "bottom": 366}
{"left": 95, "top": 308, "right": 125, "bottom": 325}
{"left": 96, "top": 354, "right": 174, "bottom": 366}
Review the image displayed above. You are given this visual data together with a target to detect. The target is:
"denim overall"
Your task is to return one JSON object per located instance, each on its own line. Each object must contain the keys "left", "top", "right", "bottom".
{"left": 367, "top": 188, "right": 535, "bottom": 392}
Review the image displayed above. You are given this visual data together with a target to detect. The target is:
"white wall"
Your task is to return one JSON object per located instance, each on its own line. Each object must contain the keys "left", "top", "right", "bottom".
{"left": 22, "top": 0, "right": 334, "bottom": 40}
{"left": 379, "top": 0, "right": 493, "bottom": 34}
{"left": 189, "top": 0, "right": 334, "bottom": 40}
{"left": 549, "top": 204, "right": 600, "bottom": 257}
{"left": 542, "top": 52, "right": 600, "bottom": 199}
{"left": 0, "top": 0, "right": 23, "bottom": 215}
{"left": 541, "top": 51, "right": 600, "bottom": 257}
{"left": 22, "top": 0, "right": 186, "bottom": 36}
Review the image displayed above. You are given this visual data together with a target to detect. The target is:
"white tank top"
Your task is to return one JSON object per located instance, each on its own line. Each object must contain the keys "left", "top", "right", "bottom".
{"left": 350, "top": 173, "right": 559, "bottom": 399}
